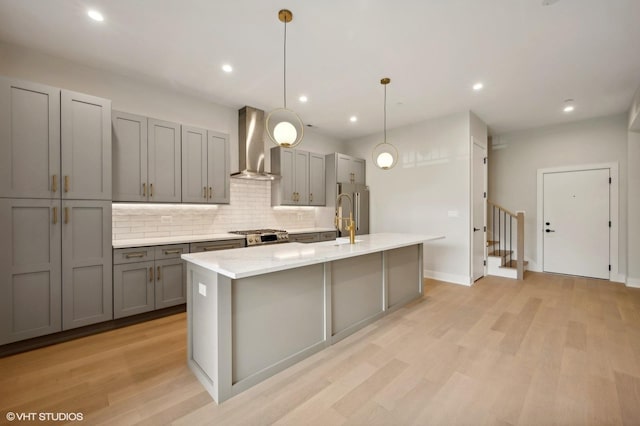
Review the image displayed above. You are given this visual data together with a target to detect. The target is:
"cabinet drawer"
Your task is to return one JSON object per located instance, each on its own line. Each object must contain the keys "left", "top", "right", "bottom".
{"left": 113, "top": 247, "right": 154, "bottom": 265}
{"left": 319, "top": 231, "right": 337, "bottom": 242}
{"left": 154, "top": 244, "right": 189, "bottom": 260}
{"left": 290, "top": 233, "right": 320, "bottom": 243}
{"left": 190, "top": 239, "right": 245, "bottom": 253}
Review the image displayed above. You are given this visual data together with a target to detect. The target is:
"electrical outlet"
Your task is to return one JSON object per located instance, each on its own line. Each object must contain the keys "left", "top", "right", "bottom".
{"left": 198, "top": 283, "right": 206, "bottom": 297}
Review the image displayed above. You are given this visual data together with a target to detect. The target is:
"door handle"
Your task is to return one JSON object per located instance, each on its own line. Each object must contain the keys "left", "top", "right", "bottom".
{"left": 150, "top": 183, "right": 153, "bottom": 197}
{"left": 149, "top": 267, "right": 154, "bottom": 282}
{"left": 64, "top": 175, "right": 69, "bottom": 193}
{"left": 356, "top": 192, "right": 360, "bottom": 231}
{"left": 64, "top": 207, "right": 69, "bottom": 224}
{"left": 52, "top": 175, "right": 58, "bottom": 193}
{"left": 157, "top": 266, "right": 161, "bottom": 281}
{"left": 143, "top": 183, "right": 146, "bottom": 197}
{"left": 203, "top": 186, "right": 207, "bottom": 199}
{"left": 52, "top": 207, "right": 58, "bottom": 224}
{"left": 209, "top": 187, "right": 212, "bottom": 199}
{"left": 545, "top": 229, "right": 555, "bottom": 233}
{"left": 473, "top": 227, "right": 480, "bottom": 232}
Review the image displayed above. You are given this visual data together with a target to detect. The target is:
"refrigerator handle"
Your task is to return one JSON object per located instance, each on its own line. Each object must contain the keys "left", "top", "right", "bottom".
{"left": 355, "top": 192, "right": 360, "bottom": 231}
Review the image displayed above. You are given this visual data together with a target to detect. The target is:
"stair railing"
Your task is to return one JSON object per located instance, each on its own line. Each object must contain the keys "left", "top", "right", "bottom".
{"left": 487, "top": 201, "right": 525, "bottom": 280}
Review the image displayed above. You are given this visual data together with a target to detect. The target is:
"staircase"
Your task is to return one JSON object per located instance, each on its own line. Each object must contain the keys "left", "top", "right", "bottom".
{"left": 487, "top": 201, "right": 527, "bottom": 280}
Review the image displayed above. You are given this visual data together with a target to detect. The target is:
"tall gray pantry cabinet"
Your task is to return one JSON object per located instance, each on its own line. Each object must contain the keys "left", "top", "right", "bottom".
{"left": 0, "top": 77, "right": 112, "bottom": 345}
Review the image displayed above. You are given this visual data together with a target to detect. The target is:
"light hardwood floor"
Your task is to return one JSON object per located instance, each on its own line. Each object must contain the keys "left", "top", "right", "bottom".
{"left": 1, "top": 272, "right": 640, "bottom": 425}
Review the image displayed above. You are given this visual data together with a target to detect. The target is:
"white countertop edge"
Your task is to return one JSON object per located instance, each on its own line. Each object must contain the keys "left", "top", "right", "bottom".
{"left": 113, "top": 233, "right": 244, "bottom": 249}
{"left": 182, "top": 234, "right": 445, "bottom": 279}
{"left": 287, "top": 227, "right": 337, "bottom": 234}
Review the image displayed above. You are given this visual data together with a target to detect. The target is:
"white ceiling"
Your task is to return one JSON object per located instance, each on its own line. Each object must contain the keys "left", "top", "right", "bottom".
{"left": 1, "top": 0, "right": 639, "bottom": 140}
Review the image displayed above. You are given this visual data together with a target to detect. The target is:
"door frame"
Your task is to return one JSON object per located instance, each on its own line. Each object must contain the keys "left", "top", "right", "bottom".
{"left": 470, "top": 137, "right": 488, "bottom": 283}
{"left": 536, "top": 162, "right": 619, "bottom": 281}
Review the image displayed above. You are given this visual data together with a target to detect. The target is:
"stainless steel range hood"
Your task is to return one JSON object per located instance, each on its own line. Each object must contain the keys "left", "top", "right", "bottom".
{"left": 231, "top": 106, "right": 280, "bottom": 181}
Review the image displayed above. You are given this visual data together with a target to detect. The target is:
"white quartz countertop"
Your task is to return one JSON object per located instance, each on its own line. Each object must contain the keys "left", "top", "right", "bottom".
{"left": 181, "top": 233, "right": 445, "bottom": 279}
{"left": 287, "top": 227, "right": 337, "bottom": 234}
{"left": 112, "top": 233, "right": 244, "bottom": 249}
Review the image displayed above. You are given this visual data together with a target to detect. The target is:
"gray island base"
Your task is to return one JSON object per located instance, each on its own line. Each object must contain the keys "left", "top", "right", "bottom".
{"left": 181, "top": 233, "right": 444, "bottom": 403}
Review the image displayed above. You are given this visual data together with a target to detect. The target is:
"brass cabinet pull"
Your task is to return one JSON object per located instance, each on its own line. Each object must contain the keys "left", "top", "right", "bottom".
{"left": 150, "top": 183, "right": 153, "bottom": 197}
{"left": 64, "top": 207, "right": 69, "bottom": 224}
{"left": 143, "top": 182, "right": 147, "bottom": 197}
{"left": 157, "top": 266, "right": 161, "bottom": 281}
{"left": 163, "top": 249, "right": 181, "bottom": 255}
{"left": 52, "top": 207, "right": 58, "bottom": 224}
{"left": 203, "top": 186, "right": 207, "bottom": 199}
{"left": 203, "top": 244, "right": 237, "bottom": 251}
{"left": 149, "top": 267, "right": 154, "bottom": 282}
{"left": 52, "top": 175, "right": 58, "bottom": 193}
{"left": 309, "top": 193, "right": 313, "bottom": 203}
{"left": 125, "top": 252, "right": 146, "bottom": 259}
{"left": 209, "top": 187, "right": 212, "bottom": 199}
{"left": 64, "top": 175, "right": 69, "bottom": 192}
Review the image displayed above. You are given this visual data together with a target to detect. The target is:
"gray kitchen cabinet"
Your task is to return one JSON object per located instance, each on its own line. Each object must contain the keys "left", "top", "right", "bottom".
{"left": 271, "top": 147, "right": 325, "bottom": 206}
{"left": 112, "top": 112, "right": 181, "bottom": 202}
{"left": 0, "top": 77, "right": 60, "bottom": 200}
{"left": 113, "top": 244, "right": 188, "bottom": 318}
{"left": 0, "top": 199, "right": 62, "bottom": 345}
{"left": 189, "top": 239, "right": 245, "bottom": 253}
{"left": 335, "top": 153, "right": 365, "bottom": 184}
{"left": 289, "top": 232, "right": 320, "bottom": 243}
{"left": 309, "top": 153, "right": 326, "bottom": 206}
{"left": 112, "top": 111, "right": 148, "bottom": 202}
{"left": 181, "top": 126, "right": 230, "bottom": 204}
{"left": 113, "top": 260, "right": 155, "bottom": 319}
{"left": 61, "top": 91, "right": 111, "bottom": 200}
{"left": 148, "top": 118, "right": 181, "bottom": 203}
{"left": 320, "top": 231, "right": 337, "bottom": 241}
{"left": 62, "top": 200, "right": 112, "bottom": 330}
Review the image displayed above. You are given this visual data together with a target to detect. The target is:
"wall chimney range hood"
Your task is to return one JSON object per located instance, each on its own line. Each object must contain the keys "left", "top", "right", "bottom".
{"left": 231, "top": 106, "right": 280, "bottom": 181}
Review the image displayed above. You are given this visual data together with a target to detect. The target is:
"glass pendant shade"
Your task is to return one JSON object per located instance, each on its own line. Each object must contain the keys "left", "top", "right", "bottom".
{"left": 373, "top": 77, "right": 398, "bottom": 170}
{"left": 372, "top": 142, "right": 398, "bottom": 170}
{"left": 266, "top": 107, "right": 304, "bottom": 147}
{"left": 266, "top": 9, "right": 304, "bottom": 148}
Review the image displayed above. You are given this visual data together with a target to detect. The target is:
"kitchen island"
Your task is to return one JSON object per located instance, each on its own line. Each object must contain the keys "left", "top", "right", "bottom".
{"left": 181, "top": 233, "right": 444, "bottom": 403}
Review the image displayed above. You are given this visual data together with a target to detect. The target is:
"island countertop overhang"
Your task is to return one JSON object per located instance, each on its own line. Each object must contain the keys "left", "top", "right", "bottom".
{"left": 181, "top": 233, "right": 444, "bottom": 279}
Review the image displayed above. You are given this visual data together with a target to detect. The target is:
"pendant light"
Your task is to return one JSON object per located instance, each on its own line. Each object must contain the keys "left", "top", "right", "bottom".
{"left": 372, "top": 78, "right": 398, "bottom": 170}
{"left": 266, "top": 9, "right": 304, "bottom": 148}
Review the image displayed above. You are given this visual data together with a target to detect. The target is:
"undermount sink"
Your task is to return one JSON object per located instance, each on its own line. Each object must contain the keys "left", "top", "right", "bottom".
{"left": 333, "top": 238, "right": 363, "bottom": 246}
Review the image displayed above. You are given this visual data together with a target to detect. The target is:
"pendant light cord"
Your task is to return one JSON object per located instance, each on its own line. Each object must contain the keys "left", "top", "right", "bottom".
{"left": 383, "top": 84, "right": 387, "bottom": 143}
{"left": 283, "top": 19, "right": 287, "bottom": 110}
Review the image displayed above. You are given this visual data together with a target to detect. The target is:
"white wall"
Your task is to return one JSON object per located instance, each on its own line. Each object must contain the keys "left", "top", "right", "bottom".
{"left": 628, "top": 125, "right": 640, "bottom": 286}
{"left": 489, "top": 114, "right": 628, "bottom": 277}
{"left": 346, "top": 111, "right": 474, "bottom": 285}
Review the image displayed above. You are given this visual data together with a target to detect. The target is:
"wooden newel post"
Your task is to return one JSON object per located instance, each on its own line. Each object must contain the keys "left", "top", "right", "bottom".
{"left": 517, "top": 211, "right": 525, "bottom": 280}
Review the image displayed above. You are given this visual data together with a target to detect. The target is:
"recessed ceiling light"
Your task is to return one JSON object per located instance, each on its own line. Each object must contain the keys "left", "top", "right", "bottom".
{"left": 350, "top": 116, "right": 358, "bottom": 123}
{"left": 473, "top": 82, "right": 484, "bottom": 91}
{"left": 563, "top": 99, "right": 575, "bottom": 113}
{"left": 87, "top": 10, "right": 104, "bottom": 22}
{"left": 221, "top": 64, "right": 233, "bottom": 73}
{"left": 299, "top": 95, "right": 308, "bottom": 103}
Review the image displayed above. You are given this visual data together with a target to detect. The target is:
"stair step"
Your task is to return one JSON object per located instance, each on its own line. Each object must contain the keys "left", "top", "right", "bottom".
{"left": 499, "top": 260, "right": 530, "bottom": 269}
{"left": 488, "top": 250, "right": 513, "bottom": 257}
{"left": 486, "top": 240, "right": 499, "bottom": 247}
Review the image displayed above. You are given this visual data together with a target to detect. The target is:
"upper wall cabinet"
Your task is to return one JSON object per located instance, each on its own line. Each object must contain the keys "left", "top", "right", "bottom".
{"left": 181, "top": 126, "right": 230, "bottom": 204}
{"left": 61, "top": 91, "right": 112, "bottom": 200}
{"left": 336, "top": 153, "right": 365, "bottom": 184}
{"left": 0, "top": 78, "right": 111, "bottom": 201}
{"left": 271, "top": 147, "right": 325, "bottom": 206}
{"left": 112, "top": 111, "right": 181, "bottom": 203}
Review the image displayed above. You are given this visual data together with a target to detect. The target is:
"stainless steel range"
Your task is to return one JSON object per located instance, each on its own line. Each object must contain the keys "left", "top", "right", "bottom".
{"left": 229, "top": 229, "right": 289, "bottom": 246}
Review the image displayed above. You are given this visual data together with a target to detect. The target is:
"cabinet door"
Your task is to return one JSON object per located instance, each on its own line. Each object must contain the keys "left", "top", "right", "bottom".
{"left": 189, "top": 239, "right": 245, "bottom": 252}
{"left": 181, "top": 126, "right": 208, "bottom": 203}
{"left": 352, "top": 157, "right": 366, "bottom": 184}
{"left": 148, "top": 119, "right": 181, "bottom": 202}
{"left": 112, "top": 111, "right": 148, "bottom": 202}
{"left": 0, "top": 199, "right": 61, "bottom": 344}
{"left": 208, "top": 131, "right": 230, "bottom": 204}
{"left": 155, "top": 258, "right": 186, "bottom": 309}
{"left": 0, "top": 77, "right": 60, "bottom": 199}
{"left": 61, "top": 200, "right": 112, "bottom": 329}
{"left": 113, "top": 260, "right": 155, "bottom": 319}
{"left": 61, "top": 91, "right": 111, "bottom": 200}
{"left": 309, "top": 153, "right": 325, "bottom": 206}
{"left": 294, "top": 150, "right": 309, "bottom": 205}
{"left": 336, "top": 153, "right": 353, "bottom": 183}
{"left": 279, "top": 148, "right": 296, "bottom": 204}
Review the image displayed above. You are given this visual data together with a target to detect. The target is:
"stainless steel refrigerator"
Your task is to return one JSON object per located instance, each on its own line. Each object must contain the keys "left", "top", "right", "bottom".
{"left": 336, "top": 183, "right": 369, "bottom": 236}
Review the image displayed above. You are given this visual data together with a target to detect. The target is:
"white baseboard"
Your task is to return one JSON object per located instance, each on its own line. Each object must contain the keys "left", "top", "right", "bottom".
{"left": 526, "top": 258, "right": 541, "bottom": 272}
{"left": 610, "top": 273, "right": 626, "bottom": 284}
{"left": 424, "top": 270, "right": 471, "bottom": 286}
{"left": 626, "top": 277, "right": 640, "bottom": 288}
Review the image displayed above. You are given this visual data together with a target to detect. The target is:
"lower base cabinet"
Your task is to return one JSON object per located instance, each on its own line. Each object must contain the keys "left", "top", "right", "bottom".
{"left": 113, "top": 244, "right": 188, "bottom": 319}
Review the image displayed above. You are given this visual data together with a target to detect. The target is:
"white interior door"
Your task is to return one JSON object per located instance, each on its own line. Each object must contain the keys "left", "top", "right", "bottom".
{"left": 543, "top": 168, "right": 609, "bottom": 279}
{"left": 472, "top": 143, "right": 487, "bottom": 281}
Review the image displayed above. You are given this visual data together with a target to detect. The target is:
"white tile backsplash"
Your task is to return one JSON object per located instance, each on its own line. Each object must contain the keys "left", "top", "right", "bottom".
{"left": 112, "top": 180, "right": 333, "bottom": 240}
